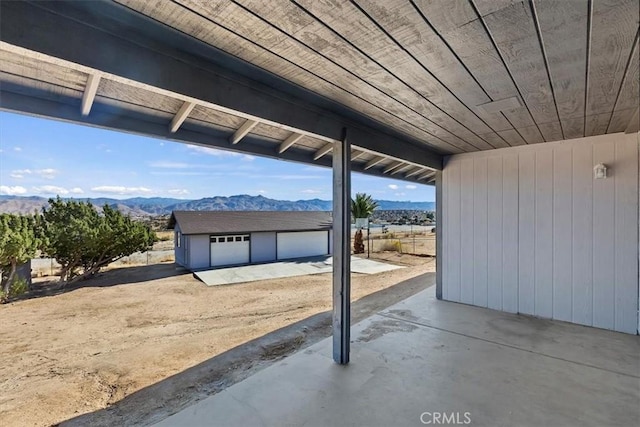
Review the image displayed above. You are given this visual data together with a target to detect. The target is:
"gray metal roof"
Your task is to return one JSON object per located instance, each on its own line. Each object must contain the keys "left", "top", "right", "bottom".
{"left": 168, "top": 211, "right": 332, "bottom": 235}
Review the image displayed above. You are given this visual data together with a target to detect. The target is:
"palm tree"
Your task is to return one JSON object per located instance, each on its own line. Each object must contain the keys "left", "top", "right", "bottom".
{"left": 351, "top": 193, "right": 378, "bottom": 254}
{"left": 351, "top": 193, "right": 379, "bottom": 219}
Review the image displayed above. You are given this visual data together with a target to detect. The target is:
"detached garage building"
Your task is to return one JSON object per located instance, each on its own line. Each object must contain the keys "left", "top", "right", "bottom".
{"left": 168, "top": 211, "right": 332, "bottom": 270}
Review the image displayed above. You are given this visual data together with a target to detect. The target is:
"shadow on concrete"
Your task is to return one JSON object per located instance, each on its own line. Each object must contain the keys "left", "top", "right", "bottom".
{"left": 15, "top": 264, "right": 184, "bottom": 302}
{"left": 58, "top": 272, "right": 435, "bottom": 427}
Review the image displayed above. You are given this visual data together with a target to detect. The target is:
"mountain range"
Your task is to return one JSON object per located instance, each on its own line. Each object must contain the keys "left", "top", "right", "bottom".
{"left": 0, "top": 195, "right": 435, "bottom": 216}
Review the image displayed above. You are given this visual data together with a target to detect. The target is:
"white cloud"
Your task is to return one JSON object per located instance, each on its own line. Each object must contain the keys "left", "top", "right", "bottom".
{"left": 187, "top": 145, "right": 255, "bottom": 161}
{"left": 10, "top": 169, "right": 31, "bottom": 179}
{"left": 150, "top": 171, "right": 209, "bottom": 176}
{"left": 257, "top": 190, "right": 267, "bottom": 194}
{"left": 406, "top": 184, "right": 417, "bottom": 190}
{"left": 388, "top": 184, "right": 399, "bottom": 190}
{"left": 394, "top": 192, "right": 406, "bottom": 197}
{"left": 13, "top": 147, "right": 22, "bottom": 152}
{"left": 33, "top": 185, "right": 70, "bottom": 195}
{"left": 70, "top": 187, "right": 84, "bottom": 194}
{"left": 272, "top": 174, "right": 323, "bottom": 180}
{"left": 91, "top": 186, "right": 152, "bottom": 195}
{"left": 9, "top": 168, "right": 58, "bottom": 179}
{"left": 149, "top": 161, "right": 191, "bottom": 169}
{"left": 167, "top": 189, "right": 190, "bottom": 195}
{"left": 301, "top": 189, "right": 322, "bottom": 194}
{"left": 37, "top": 168, "right": 59, "bottom": 179}
{"left": 0, "top": 185, "right": 27, "bottom": 195}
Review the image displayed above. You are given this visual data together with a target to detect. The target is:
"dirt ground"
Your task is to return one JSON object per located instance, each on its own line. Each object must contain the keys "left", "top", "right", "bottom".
{"left": 0, "top": 253, "right": 435, "bottom": 427}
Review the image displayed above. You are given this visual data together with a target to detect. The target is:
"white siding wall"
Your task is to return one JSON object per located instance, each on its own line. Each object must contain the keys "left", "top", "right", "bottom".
{"left": 187, "top": 235, "right": 211, "bottom": 270}
{"left": 250, "top": 232, "right": 277, "bottom": 263}
{"left": 442, "top": 133, "right": 639, "bottom": 334}
{"left": 174, "top": 224, "right": 186, "bottom": 268}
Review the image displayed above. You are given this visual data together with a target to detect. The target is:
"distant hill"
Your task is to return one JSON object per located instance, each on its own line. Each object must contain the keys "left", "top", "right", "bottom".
{"left": 0, "top": 195, "right": 435, "bottom": 216}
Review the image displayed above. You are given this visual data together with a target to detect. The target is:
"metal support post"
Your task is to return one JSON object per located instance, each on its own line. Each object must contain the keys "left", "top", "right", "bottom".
{"left": 332, "top": 128, "right": 351, "bottom": 364}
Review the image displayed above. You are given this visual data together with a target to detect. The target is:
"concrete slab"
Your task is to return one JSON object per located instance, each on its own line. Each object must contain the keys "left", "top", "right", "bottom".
{"left": 156, "top": 287, "right": 640, "bottom": 427}
{"left": 194, "top": 256, "right": 403, "bottom": 286}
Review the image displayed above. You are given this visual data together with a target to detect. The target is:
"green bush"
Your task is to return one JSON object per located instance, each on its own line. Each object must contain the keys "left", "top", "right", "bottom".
{"left": 0, "top": 276, "right": 29, "bottom": 303}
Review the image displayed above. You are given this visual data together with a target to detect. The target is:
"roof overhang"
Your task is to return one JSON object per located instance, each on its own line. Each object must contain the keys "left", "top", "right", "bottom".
{"left": 0, "top": 1, "right": 443, "bottom": 183}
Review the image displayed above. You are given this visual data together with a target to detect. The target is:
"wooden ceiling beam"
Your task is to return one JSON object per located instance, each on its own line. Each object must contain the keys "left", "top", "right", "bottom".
{"left": 383, "top": 161, "right": 404, "bottom": 174}
{"left": 313, "top": 142, "right": 334, "bottom": 160}
{"left": 170, "top": 101, "right": 196, "bottom": 133}
{"left": 230, "top": 119, "right": 258, "bottom": 144}
{"left": 81, "top": 73, "right": 100, "bottom": 116}
{"left": 278, "top": 132, "right": 304, "bottom": 153}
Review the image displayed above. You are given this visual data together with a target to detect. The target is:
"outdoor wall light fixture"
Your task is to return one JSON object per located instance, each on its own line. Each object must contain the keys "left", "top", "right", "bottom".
{"left": 594, "top": 163, "right": 608, "bottom": 179}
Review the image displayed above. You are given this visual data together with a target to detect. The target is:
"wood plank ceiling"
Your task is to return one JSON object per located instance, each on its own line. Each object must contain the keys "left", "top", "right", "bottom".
{"left": 115, "top": 0, "right": 640, "bottom": 155}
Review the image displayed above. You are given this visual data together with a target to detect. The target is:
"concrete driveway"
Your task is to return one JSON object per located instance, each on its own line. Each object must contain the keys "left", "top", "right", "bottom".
{"left": 194, "top": 256, "right": 403, "bottom": 286}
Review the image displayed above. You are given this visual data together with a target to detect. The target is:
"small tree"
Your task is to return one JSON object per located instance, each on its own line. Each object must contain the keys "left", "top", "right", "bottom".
{"left": 351, "top": 193, "right": 378, "bottom": 254}
{"left": 0, "top": 213, "right": 42, "bottom": 300}
{"left": 41, "top": 197, "right": 157, "bottom": 284}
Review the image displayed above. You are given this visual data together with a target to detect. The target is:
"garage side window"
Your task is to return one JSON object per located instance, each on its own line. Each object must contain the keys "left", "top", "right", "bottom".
{"left": 176, "top": 231, "right": 181, "bottom": 248}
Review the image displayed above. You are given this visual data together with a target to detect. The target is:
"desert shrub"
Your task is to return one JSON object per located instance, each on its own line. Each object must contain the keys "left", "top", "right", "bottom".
{"left": 0, "top": 213, "right": 43, "bottom": 298}
{"left": 378, "top": 239, "right": 402, "bottom": 253}
{"left": 0, "top": 276, "right": 29, "bottom": 303}
{"left": 41, "top": 197, "right": 157, "bottom": 284}
{"left": 156, "top": 231, "right": 173, "bottom": 242}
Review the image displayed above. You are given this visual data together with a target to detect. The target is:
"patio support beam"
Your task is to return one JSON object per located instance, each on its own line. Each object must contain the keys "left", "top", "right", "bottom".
{"left": 230, "top": 119, "right": 258, "bottom": 144}
{"left": 435, "top": 171, "right": 443, "bottom": 300}
{"left": 81, "top": 73, "right": 100, "bottom": 116}
{"left": 332, "top": 127, "right": 351, "bottom": 365}
{"left": 351, "top": 149, "right": 365, "bottom": 161}
{"left": 390, "top": 164, "right": 412, "bottom": 176}
{"left": 170, "top": 101, "right": 196, "bottom": 133}
{"left": 405, "top": 167, "right": 425, "bottom": 178}
{"left": 278, "top": 132, "right": 303, "bottom": 153}
{"left": 383, "top": 161, "right": 404, "bottom": 174}
{"left": 364, "top": 156, "right": 385, "bottom": 170}
{"left": 314, "top": 142, "right": 334, "bottom": 160}
{"left": 418, "top": 171, "right": 436, "bottom": 181}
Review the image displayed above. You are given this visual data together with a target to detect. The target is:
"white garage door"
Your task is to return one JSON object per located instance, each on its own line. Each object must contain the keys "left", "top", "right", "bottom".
{"left": 277, "top": 231, "right": 329, "bottom": 260}
{"left": 210, "top": 235, "right": 250, "bottom": 267}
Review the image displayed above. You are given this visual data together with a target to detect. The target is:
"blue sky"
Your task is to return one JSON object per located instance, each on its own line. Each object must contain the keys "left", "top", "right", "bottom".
{"left": 0, "top": 112, "right": 434, "bottom": 201}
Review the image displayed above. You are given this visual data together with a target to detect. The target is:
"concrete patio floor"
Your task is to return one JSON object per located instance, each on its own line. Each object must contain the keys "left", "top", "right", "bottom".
{"left": 194, "top": 256, "right": 403, "bottom": 286}
{"left": 156, "top": 286, "right": 640, "bottom": 427}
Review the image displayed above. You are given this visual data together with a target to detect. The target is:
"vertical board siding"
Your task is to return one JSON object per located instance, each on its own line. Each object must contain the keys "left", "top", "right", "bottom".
{"left": 592, "top": 141, "right": 616, "bottom": 329}
{"left": 534, "top": 150, "right": 554, "bottom": 318}
{"left": 502, "top": 155, "right": 519, "bottom": 313}
{"left": 446, "top": 159, "right": 462, "bottom": 302}
{"left": 552, "top": 147, "right": 573, "bottom": 322}
{"left": 572, "top": 146, "right": 594, "bottom": 325}
{"left": 460, "top": 159, "right": 475, "bottom": 304}
{"left": 487, "top": 156, "right": 504, "bottom": 310}
{"left": 473, "top": 158, "right": 489, "bottom": 307}
{"left": 442, "top": 134, "right": 638, "bottom": 333}
{"left": 518, "top": 152, "right": 536, "bottom": 315}
{"left": 442, "top": 163, "right": 449, "bottom": 301}
{"left": 614, "top": 139, "right": 639, "bottom": 334}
